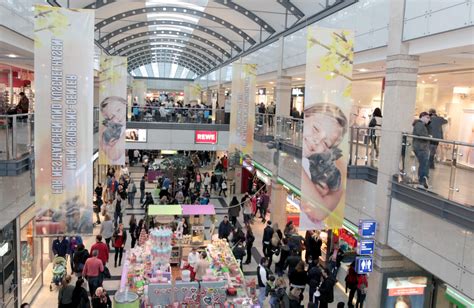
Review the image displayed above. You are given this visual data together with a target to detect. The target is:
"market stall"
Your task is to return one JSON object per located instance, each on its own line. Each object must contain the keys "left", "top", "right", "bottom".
{"left": 118, "top": 224, "right": 255, "bottom": 307}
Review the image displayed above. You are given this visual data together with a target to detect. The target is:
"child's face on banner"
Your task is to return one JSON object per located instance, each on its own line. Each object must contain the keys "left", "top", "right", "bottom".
{"left": 303, "top": 113, "right": 343, "bottom": 157}
{"left": 102, "top": 99, "right": 126, "bottom": 126}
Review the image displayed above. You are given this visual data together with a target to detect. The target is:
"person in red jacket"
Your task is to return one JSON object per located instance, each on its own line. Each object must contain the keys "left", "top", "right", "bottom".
{"left": 90, "top": 235, "right": 109, "bottom": 265}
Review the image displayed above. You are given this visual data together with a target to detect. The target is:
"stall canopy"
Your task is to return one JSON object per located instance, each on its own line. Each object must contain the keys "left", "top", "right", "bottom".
{"left": 148, "top": 204, "right": 215, "bottom": 216}
{"left": 148, "top": 204, "right": 182, "bottom": 216}
{"left": 181, "top": 204, "right": 215, "bottom": 216}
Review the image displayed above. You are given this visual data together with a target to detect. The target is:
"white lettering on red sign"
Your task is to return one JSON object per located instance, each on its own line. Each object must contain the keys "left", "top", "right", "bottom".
{"left": 195, "top": 131, "right": 217, "bottom": 144}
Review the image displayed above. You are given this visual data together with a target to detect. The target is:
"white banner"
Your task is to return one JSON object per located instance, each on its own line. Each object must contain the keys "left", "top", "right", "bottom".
{"left": 99, "top": 56, "right": 127, "bottom": 165}
{"left": 34, "top": 5, "right": 94, "bottom": 235}
{"left": 300, "top": 27, "right": 354, "bottom": 230}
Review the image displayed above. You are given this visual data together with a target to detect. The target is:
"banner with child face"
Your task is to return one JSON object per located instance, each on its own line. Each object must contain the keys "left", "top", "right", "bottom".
{"left": 34, "top": 6, "right": 94, "bottom": 235}
{"left": 299, "top": 27, "right": 354, "bottom": 230}
{"left": 98, "top": 55, "right": 128, "bottom": 165}
{"left": 229, "top": 63, "right": 257, "bottom": 155}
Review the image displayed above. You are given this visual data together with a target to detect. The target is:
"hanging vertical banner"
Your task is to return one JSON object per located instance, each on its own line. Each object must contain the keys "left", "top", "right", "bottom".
{"left": 98, "top": 56, "right": 127, "bottom": 165}
{"left": 299, "top": 27, "right": 354, "bottom": 230}
{"left": 229, "top": 63, "right": 257, "bottom": 155}
{"left": 34, "top": 5, "right": 94, "bottom": 235}
{"left": 132, "top": 79, "right": 146, "bottom": 106}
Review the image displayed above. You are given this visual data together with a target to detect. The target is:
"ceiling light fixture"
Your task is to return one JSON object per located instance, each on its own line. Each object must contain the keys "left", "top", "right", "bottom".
{"left": 7, "top": 54, "right": 18, "bottom": 58}
{"left": 358, "top": 68, "right": 369, "bottom": 72}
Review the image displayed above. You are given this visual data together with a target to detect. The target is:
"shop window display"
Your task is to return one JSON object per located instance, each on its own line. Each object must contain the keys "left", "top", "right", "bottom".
{"left": 20, "top": 220, "right": 41, "bottom": 301}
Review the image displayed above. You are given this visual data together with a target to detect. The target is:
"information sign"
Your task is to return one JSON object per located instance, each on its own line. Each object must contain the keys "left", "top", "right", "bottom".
{"left": 356, "top": 256, "right": 373, "bottom": 274}
{"left": 358, "top": 239, "right": 375, "bottom": 255}
{"left": 358, "top": 220, "right": 377, "bottom": 238}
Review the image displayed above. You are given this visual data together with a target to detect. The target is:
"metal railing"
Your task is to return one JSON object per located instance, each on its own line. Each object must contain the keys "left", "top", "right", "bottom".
{"left": 129, "top": 106, "right": 227, "bottom": 124}
{"left": 253, "top": 121, "right": 473, "bottom": 207}
{"left": 349, "top": 127, "right": 380, "bottom": 168}
{"left": 400, "top": 133, "right": 474, "bottom": 207}
{"left": 0, "top": 113, "right": 34, "bottom": 160}
{"left": 254, "top": 113, "right": 304, "bottom": 147}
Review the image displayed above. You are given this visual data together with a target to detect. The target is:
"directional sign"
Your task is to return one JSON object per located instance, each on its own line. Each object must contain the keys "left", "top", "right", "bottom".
{"left": 356, "top": 256, "right": 373, "bottom": 274}
{"left": 358, "top": 239, "right": 375, "bottom": 255}
{"left": 358, "top": 220, "right": 377, "bottom": 238}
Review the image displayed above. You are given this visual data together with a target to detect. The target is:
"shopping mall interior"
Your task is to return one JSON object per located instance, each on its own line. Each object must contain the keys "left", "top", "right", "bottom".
{"left": 0, "top": 0, "right": 473, "bottom": 307}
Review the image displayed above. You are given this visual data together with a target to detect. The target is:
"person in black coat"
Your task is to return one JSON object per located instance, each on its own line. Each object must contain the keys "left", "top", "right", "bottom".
{"left": 289, "top": 261, "right": 308, "bottom": 304}
{"left": 228, "top": 196, "right": 240, "bottom": 226}
{"left": 52, "top": 236, "right": 69, "bottom": 257}
{"left": 308, "top": 260, "right": 322, "bottom": 304}
{"left": 244, "top": 225, "right": 255, "bottom": 264}
{"left": 275, "top": 238, "right": 290, "bottom": 276}
{"left": 232, "top": 241, "right": 246, "bottom": 269}
{"left": 73, "top": 244, "right": 89, "bottom": 278}
{"left": 319, "top": 269, "right": 336, "bottom": 308}
{"left": 71, "top": 278, "right": 91, "bottom": 308}
{"left": 285, "top": 250, "right": 302, "bottom": 277}
{"left": 262, "top": 221, "right": 274, "bottom": 259}
{"left": 218, "top": 216, "right": 233, "bottom": 239}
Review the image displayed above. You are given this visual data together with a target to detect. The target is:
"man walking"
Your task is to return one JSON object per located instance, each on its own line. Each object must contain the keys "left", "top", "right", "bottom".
{"left": 257, "top": 257, "right": 270, "bottom": 307}
{"left": 412, "top": 112, "right": 431, "bottom": 189}
{"left": 262, "top": 221, "right": 274, "bottom": 259}
{"left": 82, "top": 249, "right": 104, "bottom": 297}
{"left": 139, "top": 176, "right": 146, "bottom": 203}
{"left": 90, "top": 235, "right": 109, "bottom": 265}
{"left": 428, "top": 108, "right": 448, "bottom": 169}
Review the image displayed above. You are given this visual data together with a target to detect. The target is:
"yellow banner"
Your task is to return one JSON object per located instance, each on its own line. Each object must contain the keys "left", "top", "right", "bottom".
{"left": 34, "top": 5, "right": 94, "bottom": 235}
{"left": 229, "top": 63, "right": 257, "bottom": 155}
{"left": 98, "top": 55, "right": 128, "bottom": 165}
{"left": 300, "top": 27, "right": 354, "bottom": 230}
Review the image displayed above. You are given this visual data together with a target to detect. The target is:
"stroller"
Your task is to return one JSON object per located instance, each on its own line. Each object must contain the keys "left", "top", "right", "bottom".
{"left": 50, "top": 256, "right": 67, "bottom": 291}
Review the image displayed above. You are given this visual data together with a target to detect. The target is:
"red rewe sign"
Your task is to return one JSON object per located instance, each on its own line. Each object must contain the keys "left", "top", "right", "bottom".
{"left": 195, "top": 130, "right": 218, "bottom": 144}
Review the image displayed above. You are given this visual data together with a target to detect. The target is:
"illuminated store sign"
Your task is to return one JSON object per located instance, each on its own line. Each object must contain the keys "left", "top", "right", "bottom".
{"left": 195, "top": 130, "right": 218, "bottom": 144}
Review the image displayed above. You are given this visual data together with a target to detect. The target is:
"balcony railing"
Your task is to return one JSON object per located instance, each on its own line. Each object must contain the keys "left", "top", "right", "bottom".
{"left": 349, "top": 126, "right": 379, "bottom": 168}
{"left": 254, "top": 113, "right": 304, "bottom": 147}
{"left": 399, "top": 133, "right": 474, "bottom": 207}
{"left": 128, "top": 106, "right": 227, "bottom": 124}
{"left": 253, "top": 117, "right": 473, "bottom": 207}
{"left": 0, "top": 113, "right": 34, "bottom": 160}
{"left": 0, "top": 109, "right": 98, "bottom": 162}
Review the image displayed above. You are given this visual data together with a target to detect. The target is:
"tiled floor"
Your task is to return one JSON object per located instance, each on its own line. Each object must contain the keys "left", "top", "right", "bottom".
{"left": 30, "top": 166, "right": 351, "bottom": 307}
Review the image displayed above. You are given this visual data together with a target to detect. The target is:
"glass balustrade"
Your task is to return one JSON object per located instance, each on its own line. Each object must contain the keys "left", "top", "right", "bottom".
{"left": 399, "top": 134, "right": 473, "bottom": 207}
{"left": 128, "top": 106, "right": 226, "bottom": 124}
{"left": 0, "top": 113, "right": 34, "bottom": 160}
{"left": 348, "top": 126, "right": 379, "bottom": 168}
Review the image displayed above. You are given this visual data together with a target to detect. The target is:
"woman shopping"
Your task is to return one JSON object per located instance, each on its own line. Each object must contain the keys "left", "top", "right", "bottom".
{"left": 112, "top": 223, "right": 127, "bottom": 267}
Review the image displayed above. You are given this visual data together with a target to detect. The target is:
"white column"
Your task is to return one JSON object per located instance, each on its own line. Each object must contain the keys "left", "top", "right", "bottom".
{"left": 367, "top": 0, "right": 423, "bottom": 306}
{"left": 275, "top": 76, "right": 292, "bottom": 117}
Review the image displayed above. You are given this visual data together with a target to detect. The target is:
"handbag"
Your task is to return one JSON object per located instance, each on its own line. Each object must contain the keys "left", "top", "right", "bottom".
{"left": 272, "top": 250, "right": 281, "bottom": 263}
{"left": 102, "top": 266, "right": 111, "bottom": 279}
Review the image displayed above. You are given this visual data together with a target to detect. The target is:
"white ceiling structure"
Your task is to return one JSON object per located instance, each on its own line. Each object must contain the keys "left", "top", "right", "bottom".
{"left": 48, "top": 0, "right": 354, "bottom": 79}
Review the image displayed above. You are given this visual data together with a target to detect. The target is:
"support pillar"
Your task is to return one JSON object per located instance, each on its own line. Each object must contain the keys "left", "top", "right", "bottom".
{"left": 367, "top": 0, "right": 423, "bottom": 306}
{"left": 275, "top": 76, "right": 292, "bottom": 117}
{"left": 269, "top": 180, "right": 287, "bottom": 230}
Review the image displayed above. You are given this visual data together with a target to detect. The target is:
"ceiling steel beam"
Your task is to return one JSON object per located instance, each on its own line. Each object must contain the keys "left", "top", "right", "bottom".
{"left": 121, "top": 44, "right": 219, "bottom": 67}
{"left": 107, "top": 30, "right": 232, "bottom": 57}
{"left": 128, "top": 57, "right": 206, "bottom": 75}
{"left": 129, "top": 58, "right": 204, "bottom": 75}
{"left": 128, "top": 54, "right": 208, "bottom": 73}
{"left": 114, "top": 38, "right": 222, "bottom": 62}
{"left": 85, "top": 0, "right": 275, "bottom": 34}
{"left": 94, "top": 6, "right": 256, "bottom": 45}
{"left": 126, "top": 48, "right": 217, "bottom": 69}
{"left": 99, "top": 20, "right": 241, "bottom": 51}
{"left": 277, "top": 0, "right": 305, "bottom": 19}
